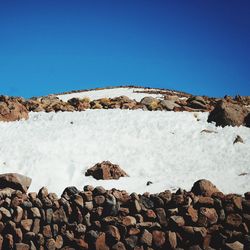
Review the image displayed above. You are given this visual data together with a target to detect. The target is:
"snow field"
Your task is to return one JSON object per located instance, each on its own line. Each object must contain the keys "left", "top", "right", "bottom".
{"left": 0, "top": 109, "right": 249, "bottom": 195}
{"left": 57, "top": 87, "right": 165, "bottom": 102}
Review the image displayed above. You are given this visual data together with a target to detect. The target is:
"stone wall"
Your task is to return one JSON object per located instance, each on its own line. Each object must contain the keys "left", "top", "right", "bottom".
{"left": 0, "top": 177, "right": 249, "bottom": 249}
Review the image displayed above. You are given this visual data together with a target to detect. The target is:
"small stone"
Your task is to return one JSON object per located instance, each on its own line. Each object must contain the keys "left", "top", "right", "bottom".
{"left": 106, "top": 225, "right": 120, "bottom": 244}
{"left": 122, "top": 216, "right": 136, "bottom": 226}
{"left": 155, "top": 208, "right": 168, "bottom": 227}
{"left": 111, "top": 241, "right": 126, "bottom": 250}
{"left": 152, "top": 230, "right": 165, "bottom": 248}
{"left": 140, "top": 229, "right": 152, "bottom": 246}
{"left": 166, "top": 231, "right": 177, "bottom": 249}
{"left": 43, "top": 225, "right": 52, "bottom": 238}
{"left": 125, "top": 236, "right": 138, "bottom": 249}
{"left": 30, "top": 207, "right": 41, "bottom": 218}
{"left": 94, "top": 195, "right": 106, "bottom": 206}
{"left": 46, "top": 238, "right": 56, "bottom": 250}
{"left": 15, "top": 243, "right": 29, "bottom": 250}
{"left": 226, "top": 213, "right": 242, "bottom": 228}
{"left": 225, "top": 241, "right": 244, "bottom": 250}
{"left": 20, "top": 219, "right": 33, "bottom": 232}
{"left": 233, "top": 135, "right": 244, "bottom": 144}
{"left": 170, "top": 215, "right": 185, "bottom": 227}
{"left": 0, "top": 207, "right": 11, "bottom": 219}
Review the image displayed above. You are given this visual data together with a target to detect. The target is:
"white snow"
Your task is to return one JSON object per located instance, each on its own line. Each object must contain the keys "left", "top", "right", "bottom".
{"left": 0, "top": 110, "right": 250, "bottom": 195}
{"left": 57, "top": 87, "right": 165, "bottom": 102}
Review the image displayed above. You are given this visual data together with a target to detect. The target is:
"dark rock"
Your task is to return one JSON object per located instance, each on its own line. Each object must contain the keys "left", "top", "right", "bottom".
{"left": 208, "top": 100, "right": 249, "bottom": 127}
{"left": 233, "top": 135, "right": 244, "bottom": 144}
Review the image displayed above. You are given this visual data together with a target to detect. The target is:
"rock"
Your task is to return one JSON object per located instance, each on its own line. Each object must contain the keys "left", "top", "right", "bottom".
{"left": 0, "top": 97, "right": 29, "bottom": 122}
{"left": 85, "top": 161, "right": 129, "bottom": 180}
{"left": 226, "top": 213, "right": 242, "bottom": 228}
{"left": 140, "top": 229, "right": 152, "bottom": 246}
{"left": 199, "top": 207, "right": 218, "bottom": 225}
{"left": 125, "top": 236, "right": 138, "bottom": 249}
{"left": 188, "top": 96, "right": 208, "bottom": 110}
{"left": 186, "top": 206, "right": 198, "bottom": 223}
{"left": 245, "top": 113, "right": 250, "bottom": 127}
{"left": 169, "top": 215, "right": 185, "bottom": 227}
{"left": 20, "top": 219, "right": 33, "bottom": 232}
{"left": 0, "top": 173, "right": 32, "bottom": 193}
{"left": 0, "top": 207, "right": 11, "bottom": 220}
{"left": 106, "top": 225, "right": 121, "bottom": 244}
{"left": 140, "top": 97, "right": 160, "bottom": 110}
{"left": 0, "top": 187, "right": 16, "bottom": 199}
{"left": 13, "top": 206, "right": 23, "bottom": 223}
{"left": 233, "top": 135, "right": 244, "bottom": 144}
{"left": 166, "top": 231, "right": 177, "bottom": 249}
{"left": 95, "top": 232, "right": 109, "bottom": 250}
{"left": 225, "top": 241, "right": 244, "bottom": 250}
{"left": 94, "top": 195, "right": 106, "bottom": 206}
{"left": 46, "top": 238, "right": 56, "bottom": 250}
{"left": 122, "top": 216, "right": 136, "bottom": 226}
{"left": 208, "top": 100, "right": 249, "bottom": 127}
{"left": 155, "top": 208, "right": 167, "bottom": 227}
{"left": 111, "top": 242, "right": 126, "bottom": 250}
{"left": 15, "top": 243, "right": 30, "bottom": 250}
{"left": 160, "top": 100, "right": 180, "bottom": 111}
{"left": 191, "top": 179, "right": 220, "bottom": 197}
{"left": 152, "top": 230, "right": 165, "bottom": 248}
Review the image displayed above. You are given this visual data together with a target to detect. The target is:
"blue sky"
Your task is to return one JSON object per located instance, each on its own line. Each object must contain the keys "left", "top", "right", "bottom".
{"left": 0, "top": 0, "right": 249, "bottom": 98}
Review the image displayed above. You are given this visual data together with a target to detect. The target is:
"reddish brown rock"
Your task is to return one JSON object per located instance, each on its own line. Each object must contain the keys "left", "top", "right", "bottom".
{"left": 0, "top": 97, "right": 29, "bottom": 122}
{"left": 95, "top": 232, "right": 109, "bottom": 250}
{"left": 140, "top": 229, "right": 152, "bottom": 246}
{"left": 152, "top": 230, "right": 165, "bottom": 248}
{"left": 106, "top": 225, "right": 120, "bottom": 244}
{"left": 122, "top": 216, "right": 136, "bottom": 227}
{"left": 226, "top": 213, "right": 242, "bottom": 228}
{"left": 191, "top": 179, "right": 220, "bottom": 197}
{"left": 85, "top": 161, "right": 129, "bottom": 180}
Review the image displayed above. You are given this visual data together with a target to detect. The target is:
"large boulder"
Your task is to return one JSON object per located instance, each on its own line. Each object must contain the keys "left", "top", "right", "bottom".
{"left": 191, "top": 179, "right": 220, "bottom": 197}
{"left": 160, "top": 100, "right": 180, "bottom": 111}
{"left": 0, "top": 173, "right": 32, "bottom": 193}
{"left": 208, "top": 100, "right": 249, "bottom": 127}
{"left": 85, "top": 161, "right": 129, "bottom": 180}
{"left": 140, "top": 97, "right": 160, "bottom": 111}
{"left": 0, "top": 96, "right": 29, "bottom": 122}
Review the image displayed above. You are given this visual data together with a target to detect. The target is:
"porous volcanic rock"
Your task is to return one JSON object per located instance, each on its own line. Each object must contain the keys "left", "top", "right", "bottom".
{"left": 85, "top": 161, "right": 129, "bottom": 180}
{"left": 0, "top": 96, "right": 29, "bottom": 122}
{"left": 0, "top": 173, "right": 32, "bottom": 193}
{"left": 208, "top": 100, "right": 249, "bottom": 127}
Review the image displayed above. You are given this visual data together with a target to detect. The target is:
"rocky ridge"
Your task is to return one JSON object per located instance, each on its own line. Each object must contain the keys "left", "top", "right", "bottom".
{"left": 1, "top": 87, "right": 250, "bottom": 128}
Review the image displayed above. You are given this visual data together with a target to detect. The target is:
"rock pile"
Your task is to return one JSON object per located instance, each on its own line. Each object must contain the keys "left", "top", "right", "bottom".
{"left": 0, "top": 96, "right": 28, "bottom": 122}
{"left": 0, "top": 175, "right": 250, "bottom": 249}
{"left": 85, "top": 161, "right": 129, "bottom": 180}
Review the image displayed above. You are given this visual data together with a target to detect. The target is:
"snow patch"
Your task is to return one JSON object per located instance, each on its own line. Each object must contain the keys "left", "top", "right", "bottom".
{"left": 0, "top": 110, "right": 249, "bottom": 195}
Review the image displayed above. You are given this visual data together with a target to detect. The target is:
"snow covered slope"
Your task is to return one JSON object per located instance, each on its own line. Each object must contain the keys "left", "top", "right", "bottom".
{"left": 57, "top": 87, "right": 167, "bottom": 102}
{"left": 0, "top": 110, "right": 249, "bottom": 195}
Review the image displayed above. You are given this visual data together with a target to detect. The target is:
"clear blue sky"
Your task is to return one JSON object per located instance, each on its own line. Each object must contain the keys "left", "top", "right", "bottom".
{"left": 0, "top": 0, "right": 249, "bottom": 98}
